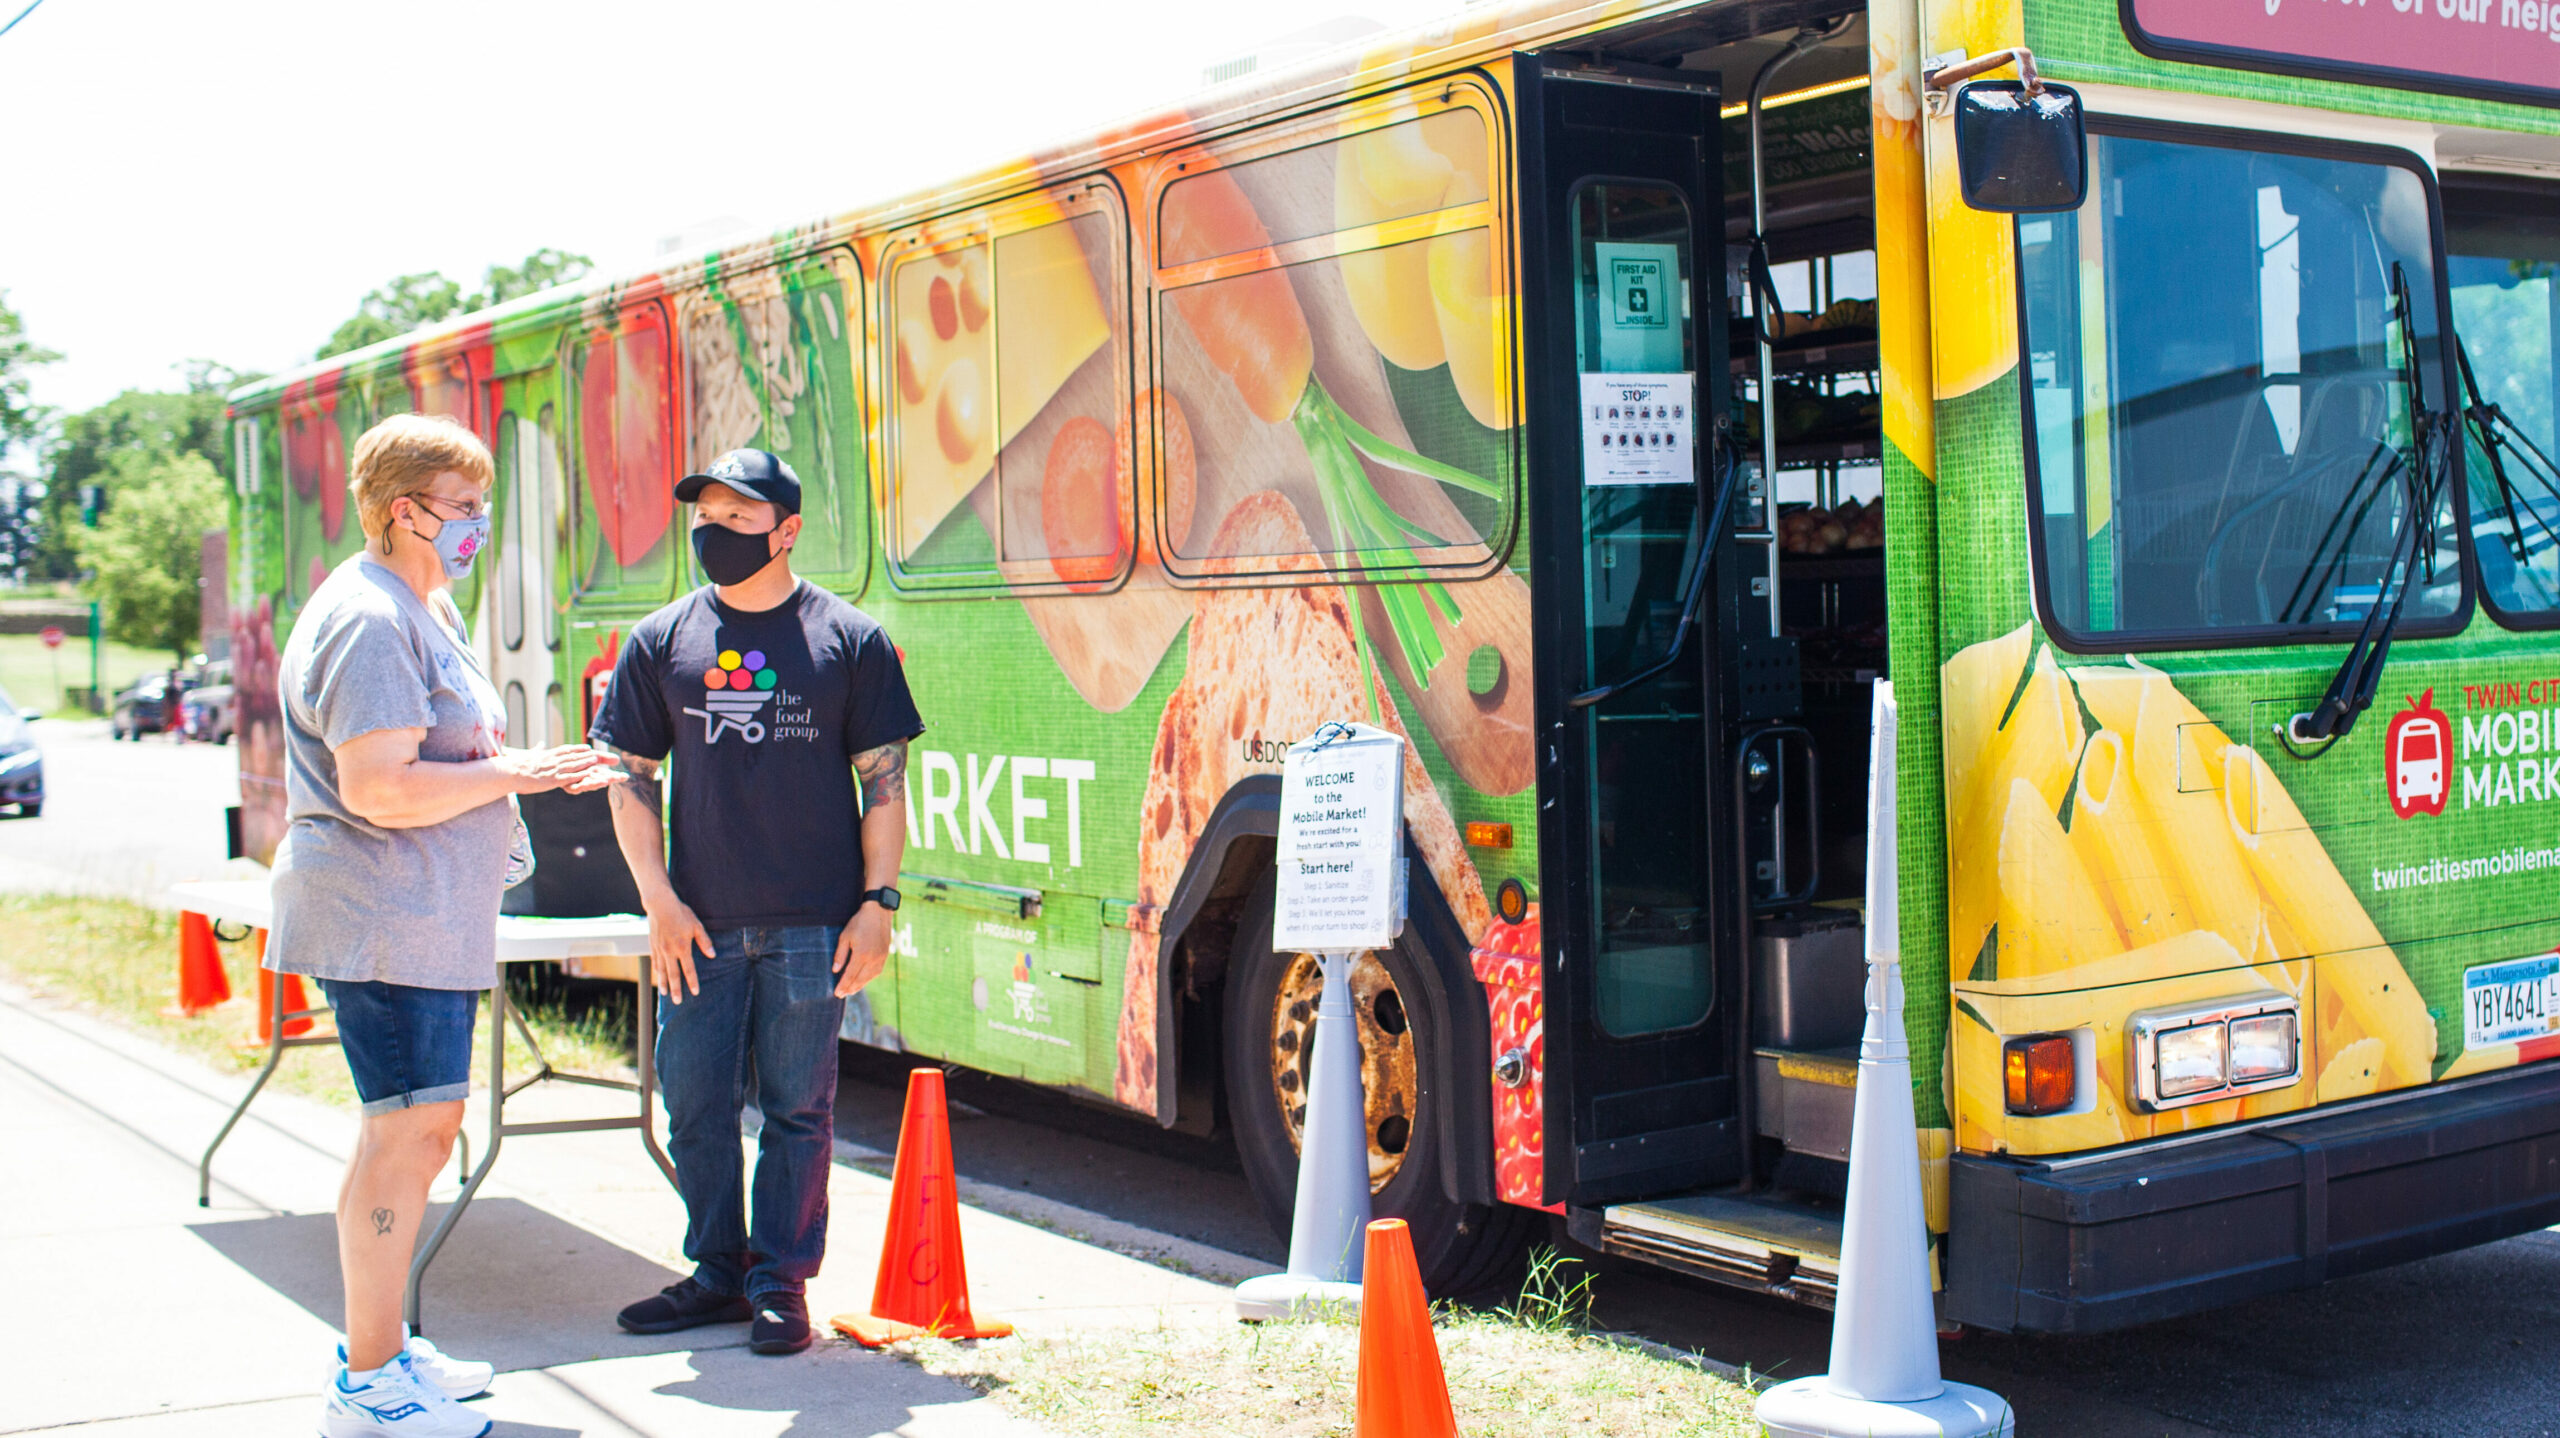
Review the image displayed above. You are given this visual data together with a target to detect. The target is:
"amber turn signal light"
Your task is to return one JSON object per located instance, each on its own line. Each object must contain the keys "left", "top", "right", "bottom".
{"left": 2003, "top": 1034, "right": 2077, "bottom": 1117}
{"left": 1465, "top": 822, "right": 1514, "bottom": 849}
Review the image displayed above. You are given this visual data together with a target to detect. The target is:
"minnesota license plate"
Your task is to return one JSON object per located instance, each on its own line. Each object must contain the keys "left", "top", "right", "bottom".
{"left": 2464, "top": 952, "right": 2560, "bottom": 1050}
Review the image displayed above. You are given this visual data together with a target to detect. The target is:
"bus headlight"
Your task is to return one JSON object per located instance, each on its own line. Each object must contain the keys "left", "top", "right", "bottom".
{"left": 2128, "top": 992, "right": 2300, "bottom": 1111}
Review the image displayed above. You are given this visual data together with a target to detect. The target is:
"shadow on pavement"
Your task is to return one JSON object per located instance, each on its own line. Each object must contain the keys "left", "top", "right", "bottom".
{"left": 833, "top": 1044, "right": 1284, "bottom": 1267}
{"left": 187, "top": 1197, "right": 704, "bottom": 1373}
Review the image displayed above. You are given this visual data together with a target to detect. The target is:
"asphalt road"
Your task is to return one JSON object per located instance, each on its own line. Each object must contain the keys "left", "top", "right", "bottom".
{"left": 0, "top": 718, "right": 245, "bottom": 901}
{"left": 50, "top": 725, "right": 2560, "bottom": 1436}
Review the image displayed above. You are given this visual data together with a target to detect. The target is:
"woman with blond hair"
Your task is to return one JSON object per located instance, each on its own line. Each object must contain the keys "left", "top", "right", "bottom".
{"left": 266, "top": 413, "right": 620, "bottom": 1437}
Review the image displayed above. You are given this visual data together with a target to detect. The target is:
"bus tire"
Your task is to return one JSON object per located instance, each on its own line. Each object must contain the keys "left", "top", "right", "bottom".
{"left": 1223, "top": 875, "right": 1532, "bottom": 1300}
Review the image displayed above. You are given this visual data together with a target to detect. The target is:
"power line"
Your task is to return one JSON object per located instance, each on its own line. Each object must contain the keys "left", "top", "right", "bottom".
{"left": 0, "top": 0, "right": 43, "bottom": 40}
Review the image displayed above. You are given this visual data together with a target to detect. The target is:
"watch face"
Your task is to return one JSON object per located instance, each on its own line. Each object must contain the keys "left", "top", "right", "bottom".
{"left": 875, "top": 887, "right": 901, "bottom": 911}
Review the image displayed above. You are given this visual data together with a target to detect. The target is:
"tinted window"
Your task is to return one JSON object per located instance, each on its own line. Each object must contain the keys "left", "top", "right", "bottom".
{"left": 2019, "top": 133, "right": 2460, "bottom": 641}
{"left": 2447, "top": 181, "right": 2560, "bottom": 617}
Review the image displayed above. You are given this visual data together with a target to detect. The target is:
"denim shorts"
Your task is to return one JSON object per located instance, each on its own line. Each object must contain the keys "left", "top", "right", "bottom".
{"left": 317, "top": 979, "right": 479, "bottom": 1115}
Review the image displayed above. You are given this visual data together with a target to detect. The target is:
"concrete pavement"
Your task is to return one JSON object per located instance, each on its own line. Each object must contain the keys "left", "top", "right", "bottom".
{"left": 0, "top": 977, "right": 1259, "bottom": 1436}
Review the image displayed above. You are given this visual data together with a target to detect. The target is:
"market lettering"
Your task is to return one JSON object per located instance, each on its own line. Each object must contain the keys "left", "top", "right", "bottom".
{"left": 907, "top": 750, "right": 1095, "bottom": 866}
{"left": 2456, "top": 693, "right": 2560, "bottom": 810}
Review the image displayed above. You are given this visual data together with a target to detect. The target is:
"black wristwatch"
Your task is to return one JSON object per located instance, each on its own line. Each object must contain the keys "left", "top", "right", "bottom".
{"left": 862, "top": 886, "right": 902, "bottom": 913}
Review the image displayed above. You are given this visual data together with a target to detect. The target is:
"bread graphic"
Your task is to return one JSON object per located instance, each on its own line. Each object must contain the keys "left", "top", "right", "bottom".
{"left": 1113, "top": 490, "right": 1492, "bottom": 1109}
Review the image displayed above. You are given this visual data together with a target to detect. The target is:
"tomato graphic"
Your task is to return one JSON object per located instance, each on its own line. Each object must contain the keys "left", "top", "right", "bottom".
{"left": 578, "top": 305, "right": 675, "bottom": 568}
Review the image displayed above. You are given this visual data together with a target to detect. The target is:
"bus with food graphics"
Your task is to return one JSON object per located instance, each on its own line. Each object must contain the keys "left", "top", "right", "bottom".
{"left": 224, "top": 0, "right": 2560, "bottom": 1331}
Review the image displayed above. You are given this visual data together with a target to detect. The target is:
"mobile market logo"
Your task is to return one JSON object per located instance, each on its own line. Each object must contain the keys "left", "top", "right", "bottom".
{"left": 2452, "top": 678, "right": 2560, "bottom": 811}
{"left": 685, "top": 648, "right": 777, "bottom": 743}
{"left": 2386, "top": 689, "right": 2451, "bottom": 819}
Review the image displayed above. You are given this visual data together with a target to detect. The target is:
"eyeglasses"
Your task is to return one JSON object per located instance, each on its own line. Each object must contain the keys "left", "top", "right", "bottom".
{"left": 411, "top": 493, "right": 488, "bottom": 522}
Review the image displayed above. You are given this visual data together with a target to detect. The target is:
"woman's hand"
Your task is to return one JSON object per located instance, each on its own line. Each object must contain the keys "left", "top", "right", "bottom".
{"left": 499, "top": 745, "right": 625, "bottom": 795}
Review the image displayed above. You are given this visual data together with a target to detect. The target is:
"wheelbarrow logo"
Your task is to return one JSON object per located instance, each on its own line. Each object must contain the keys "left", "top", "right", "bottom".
{"left": 686, "top": 648, "right": 778, "bottom": 744}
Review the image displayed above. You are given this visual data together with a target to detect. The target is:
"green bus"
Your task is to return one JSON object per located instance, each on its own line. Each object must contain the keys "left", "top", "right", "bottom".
{"left": 228, "top": 0, "right": 2560, "bottom": 1329}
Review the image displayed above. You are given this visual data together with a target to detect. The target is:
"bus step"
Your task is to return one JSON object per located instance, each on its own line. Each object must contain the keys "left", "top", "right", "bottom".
{"left": 1755, "top": 1045, "right": 1858, "bottom": 1163}
{"left": 1597, "top": 1191, "right": 1844, "bottom": 1309}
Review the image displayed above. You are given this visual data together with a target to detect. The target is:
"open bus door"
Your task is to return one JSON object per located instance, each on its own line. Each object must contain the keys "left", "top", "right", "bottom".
{"left": 1520, "top": 55, "right": 1755, "bottom": 1208}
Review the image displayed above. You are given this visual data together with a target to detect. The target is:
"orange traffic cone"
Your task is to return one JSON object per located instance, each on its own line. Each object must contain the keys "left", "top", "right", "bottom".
{"left": 164, "top": 910, "right": 231, "bottom": 1015}
{"left": 831, "top": 1068, "right": 1014, "bottom": 1346}
{"left": 1354, "top": 1219, "right": 1460, "bottom": 1438}
{"left": 252, "top": 933, "right": 316, "bottom": 1042}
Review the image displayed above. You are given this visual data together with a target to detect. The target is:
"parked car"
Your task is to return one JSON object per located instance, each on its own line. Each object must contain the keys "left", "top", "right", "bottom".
{"left": 110, "top": 674, "right": 179, "bottom": 739}
{"left": 0, "top": 680, "right": 45, "bottom": 817}
{"left": 183, "top": 660, "right": 234, "bottom": 744}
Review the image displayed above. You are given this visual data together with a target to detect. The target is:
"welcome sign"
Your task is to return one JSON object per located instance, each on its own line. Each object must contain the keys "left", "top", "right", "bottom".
{"left": 2126, "top": 0, "right": 2560, "bottom": 107}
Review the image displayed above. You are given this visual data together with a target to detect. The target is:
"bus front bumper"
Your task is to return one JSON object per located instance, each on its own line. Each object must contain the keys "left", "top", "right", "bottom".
{"left": 1946, "top": 1059, "right": 2560, "bottom": 1334}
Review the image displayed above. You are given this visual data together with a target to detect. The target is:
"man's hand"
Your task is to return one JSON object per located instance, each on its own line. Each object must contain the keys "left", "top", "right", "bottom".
{"left": 500, "top": 744, "right": 623, "bottom": 795}
{"left": 834, "top": 902, "right": 893, "bottom": 998}
{"left": 644, "top": 888, "right": 713, "bottom": 1003}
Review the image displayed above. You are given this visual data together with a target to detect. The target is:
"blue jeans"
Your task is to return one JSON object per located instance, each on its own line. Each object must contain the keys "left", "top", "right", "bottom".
{"left": 317, "top": 979, "right": 478, "bottom": 1116}
{"left": 656, "top": 924, "right": 845, "bottom": 1299}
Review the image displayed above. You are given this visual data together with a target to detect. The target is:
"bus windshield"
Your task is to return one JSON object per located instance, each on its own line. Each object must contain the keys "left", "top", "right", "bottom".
{"left": 2018, "top": 130, "right": 2461, "bottom": 644}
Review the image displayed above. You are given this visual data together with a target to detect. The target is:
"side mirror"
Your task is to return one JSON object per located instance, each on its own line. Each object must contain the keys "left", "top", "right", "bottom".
{"left": 1953, "top": 80, "right": 2087, "bottom": 213}
{"left": 1928, "top": 49, "right": 2088, "bottom": 215}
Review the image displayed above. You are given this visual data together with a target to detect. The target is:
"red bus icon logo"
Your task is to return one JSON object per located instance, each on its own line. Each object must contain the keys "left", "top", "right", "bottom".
{"left": 2386, "top": 688, "right": 2449, "bottom": 819}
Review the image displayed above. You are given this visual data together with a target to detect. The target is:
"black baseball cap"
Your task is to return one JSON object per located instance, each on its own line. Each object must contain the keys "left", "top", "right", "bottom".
{"left": 677, "top": 449, "right": 801, "bottom": 514}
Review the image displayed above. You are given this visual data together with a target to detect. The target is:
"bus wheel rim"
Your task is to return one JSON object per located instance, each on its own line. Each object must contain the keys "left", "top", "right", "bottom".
{"left": 1269, "top": 948, "right": 1418, "bottom": 1194}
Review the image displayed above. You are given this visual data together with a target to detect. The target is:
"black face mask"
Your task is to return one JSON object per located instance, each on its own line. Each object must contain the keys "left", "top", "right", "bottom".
{"left": 692, "top": 521, "right": 778, "bottom": 586}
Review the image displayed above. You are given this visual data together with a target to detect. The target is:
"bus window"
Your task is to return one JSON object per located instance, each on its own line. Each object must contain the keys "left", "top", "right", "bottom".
{"left": 279, "top": 383, "right": 353, "bottom": 606}
{"left": 568, "top": 301, "right": 679, "bottom": 603}
{"left": 2447, "top": 179, "right": 2560, "bottom": 619}
{"left": 993, "top": 211, "right": 1128, "bottom": 583}
{"left": 680, "top": 249, "right": 868, "bottom": 584}
{"left": 1155, "top": 98, "right": 1514, "bottom": 579}
{"left": 886, "top": 187, "right": 1127, "bottom": 591}
{"left": 2018, "top": 130, "right": 2461, "bottom": 643}
{"left": 1157, "top": 108, "right": 1490, "bottom": 265}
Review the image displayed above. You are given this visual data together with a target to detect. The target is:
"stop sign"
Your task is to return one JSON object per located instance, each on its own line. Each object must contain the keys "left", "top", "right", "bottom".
{"left": 38, "top": 626, "right": 63, "bottom": 650}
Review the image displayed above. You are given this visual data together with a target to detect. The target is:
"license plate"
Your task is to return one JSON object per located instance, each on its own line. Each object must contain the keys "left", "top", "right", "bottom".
{"left": 2463, "top": 952, "right": 2560, "bottom": 1050}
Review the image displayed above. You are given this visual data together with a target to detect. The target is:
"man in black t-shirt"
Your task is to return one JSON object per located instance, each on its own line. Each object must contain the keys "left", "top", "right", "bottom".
{"left": 589, "top": 449, "right": 922, "bottom": 1357}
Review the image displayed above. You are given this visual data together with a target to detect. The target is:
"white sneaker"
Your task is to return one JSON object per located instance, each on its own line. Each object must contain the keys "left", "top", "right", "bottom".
{"left": 318, "top": 1352, "right": 491, "bottom": 1438}
{"left": 333, "top": 1330, "right": 494, "bottom": 1401}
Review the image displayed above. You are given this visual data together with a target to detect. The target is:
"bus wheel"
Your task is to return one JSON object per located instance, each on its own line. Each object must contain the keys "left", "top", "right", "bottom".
{"left": 1223, "top": 877, "right": 1532, "bottom": 1299}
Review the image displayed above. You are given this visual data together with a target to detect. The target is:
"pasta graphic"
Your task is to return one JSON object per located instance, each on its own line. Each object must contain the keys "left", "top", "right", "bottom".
{"left": 1944, "top": 626, "right": 2438, "bottom": 1156}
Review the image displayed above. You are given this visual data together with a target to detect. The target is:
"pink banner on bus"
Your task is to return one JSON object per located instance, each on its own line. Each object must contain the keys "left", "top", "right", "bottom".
{"left": 2127, "top": 0, "right": 2560, "bottom": 106}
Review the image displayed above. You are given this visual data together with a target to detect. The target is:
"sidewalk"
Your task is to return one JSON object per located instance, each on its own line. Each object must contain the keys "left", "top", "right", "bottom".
{"left": 0, "top": 980, "right": 1260, "bottom": 1436}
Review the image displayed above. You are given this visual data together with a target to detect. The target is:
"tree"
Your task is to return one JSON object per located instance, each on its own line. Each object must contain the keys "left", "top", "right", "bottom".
{"left": 481, "top": 248, "right": 593, "bottom": 307}
{"left": 0, "top": 289, "right": 60, "bottom": 470}
{"left": 318, "top": 249, "right": 594, "bottom": 359}
{"left": 77, "top": 450, "right": 227, "bottom": 662}
{"left": 33, "top": 385, "right": 233, "bottom": 581}
{"left": 320, "top": 271, "right": 469, "bottom": 359}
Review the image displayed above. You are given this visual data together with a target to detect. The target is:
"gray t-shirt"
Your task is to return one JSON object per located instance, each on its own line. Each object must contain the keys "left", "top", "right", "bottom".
{"left": 266, "top": 555, "right": 512, "bottom": 990}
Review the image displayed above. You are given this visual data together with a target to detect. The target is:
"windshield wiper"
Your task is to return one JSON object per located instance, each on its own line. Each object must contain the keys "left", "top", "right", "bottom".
{"left": 2289, "top": 263, "right": 2451, "bottom": 751}
{"left": 1569, "top": 428, "right": 1745, "bottom": 709}
{"left": 2456, "top": 334, "right": 2560, "bottom": 568}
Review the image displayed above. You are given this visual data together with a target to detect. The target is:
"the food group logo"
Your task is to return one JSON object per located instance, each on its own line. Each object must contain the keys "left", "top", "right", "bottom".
{"left": 2387, "top": 688, "right": 2450, "bottom": 819}
{"left": 685, "top": 648, "right": 777, "bottom": 744}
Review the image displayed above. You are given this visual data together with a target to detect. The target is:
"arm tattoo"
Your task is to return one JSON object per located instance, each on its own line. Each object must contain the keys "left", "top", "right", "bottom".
{"left": 598, "top": 742, "right": 663, "bottom": 817}
{"left": 854, "top": 740, "right": 909, "bottom": 813}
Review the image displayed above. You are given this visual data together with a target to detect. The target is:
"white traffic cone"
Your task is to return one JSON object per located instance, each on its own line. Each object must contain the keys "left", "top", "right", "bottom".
{"left": 1758, "top": 681, "right": 2013, "bottom": 1437}
{"left": 1235, "top": 949, "right": 1372, "bottom": 1319}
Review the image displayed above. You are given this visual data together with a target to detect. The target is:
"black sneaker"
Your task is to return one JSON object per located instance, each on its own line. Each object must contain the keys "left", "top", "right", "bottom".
{"left": 618, "top": 1277, "right": 753, "bottom": 1335}
{"left": 749, "top": 1290, "right": 813, "bottom": 1355}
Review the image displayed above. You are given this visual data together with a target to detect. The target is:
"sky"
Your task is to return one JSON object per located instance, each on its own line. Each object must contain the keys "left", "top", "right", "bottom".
{"left": 0, "top": 0, "right": 1471, "bottom": 419}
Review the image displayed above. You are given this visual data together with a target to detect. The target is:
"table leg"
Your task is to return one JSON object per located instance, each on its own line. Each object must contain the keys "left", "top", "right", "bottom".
{"left": 198, "top": 931, "right": 286, "bottom": 1208}
{"left": 404, "top": 982, "right": 508, "bottom": 1335}
{"left": 637, "top": 963, "right": 676, "bottom": 1188}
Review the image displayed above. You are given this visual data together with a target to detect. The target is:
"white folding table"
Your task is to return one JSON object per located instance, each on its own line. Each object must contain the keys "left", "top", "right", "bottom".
{"left": 172, "top": 878, "right": 676, "bottom": 1333}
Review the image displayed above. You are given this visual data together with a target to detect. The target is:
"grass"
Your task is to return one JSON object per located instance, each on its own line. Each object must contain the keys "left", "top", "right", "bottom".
{"left": 0, "top": 631, "right": 186, "bottom": 716}
{"left": 0, "top": 892, "right": 640, "bottom": 1110}
{"left": 901, "top": 1248, "right": 1763, "bottom": 1437}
